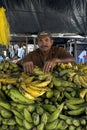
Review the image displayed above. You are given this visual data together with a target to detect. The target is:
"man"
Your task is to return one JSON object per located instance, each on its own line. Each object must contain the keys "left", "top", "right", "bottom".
{"left": 18, "top": 31, "right": 75, "bottom": 73}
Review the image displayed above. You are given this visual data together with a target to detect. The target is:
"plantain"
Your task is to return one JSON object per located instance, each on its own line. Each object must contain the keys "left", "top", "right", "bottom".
{"left": 8, "top": 87, "right": 35, "bottom": 104}
{"left": 11, "top": 109, "right": 24, "bottom": 119}
{"left": 19, "top": 87, "right": 35, "bottom": 100}
{"left": 41, "top": 112, "right": 48, "bottom": 124}
{"left": 32, "top": 112, "right": 40, "bottom": 126}
{"left": 67, "top": 72, "right": 76, "bottom": 81}
{"left": 21, "top": 83, "right": 47, "bottom": 98}
{"left": 73, "top": 74, "right": 81, "bottom": 87}
{"left": 46, "top": 89, "right": 54, "bottom": 98}
{"left": 29, "top": 84, "right": 48, "bottom": 91}
{"left": 66, "top": 98, "right": 85, "bottom": 105}
{"left": 47, "top": 102, "right": 64, "bottom": 122}
{"left": 2, "top": 118, "right": 16, "bottom": 125}
{"left": 23, "top": 108, "right": 33, "bottom": 123}
{"left": 0, "top": 100, "right": 11, "bottom": 111}
{"left": 23, "top": 119, "right": 33, "bottom": 129}
{"left": 11, "top": 102, "right": 26, "bottom": 111}
{"left": 59, "top": 69, "right": 73, "bottom": 77}
{"left": 45, "top": 119, "right": 58, "bottom": 130}
{"left": 42, "top": 104, "right": 56, "bottom": 113}
{"left": 36, "top": 105, "right": 44, "bottom": 115}
{"left": 38, "top": 72, "right": 52, "bottom": 81}
{"left": 79, "top": 76, "right": 87, "bottom": 88}
{"left": 37, "top": 123, "right": 44, "bottom": 130}
{"left": 82, "top": 75, "right": 87, "bottom": 83}
{"left": 24, "top": 76, "right": 35, "bottom": 83}
{"left": 33, "top": 68, "right": 44, "bottom": 75}
{"left": 1, "top": 108, "right": 12, "bottom": 118}
{"left": 15, "top": 116, "right": 23, "bottom": 126}
{"left": 68, "top": 107, "right": 86, "bottom": 116}
{"left": 31, "top": 79, "right": 51, "bottom": 88}
{"left": 80, "top": 88, "right": 87, "bottom": 99}
{"left": 0, "top": 90, "right": 7, "bottom": 100}
{"left": 27, "top": 104, "right": 36, "bottom": 113}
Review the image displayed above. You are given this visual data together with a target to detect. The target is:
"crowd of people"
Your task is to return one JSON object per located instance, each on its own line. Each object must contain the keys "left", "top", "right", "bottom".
{"left": 8, "top": 44, "right": 26, "bottom": 60}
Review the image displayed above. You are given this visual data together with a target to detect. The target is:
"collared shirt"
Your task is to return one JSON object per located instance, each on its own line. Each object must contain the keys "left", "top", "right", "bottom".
{"left": 19, "top": 46, "right": 73, "bottom": 68}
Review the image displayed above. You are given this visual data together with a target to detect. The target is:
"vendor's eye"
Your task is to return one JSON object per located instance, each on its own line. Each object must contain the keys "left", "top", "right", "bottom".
{"left": 45, "top": 38, "right": 49, "bottom": 42}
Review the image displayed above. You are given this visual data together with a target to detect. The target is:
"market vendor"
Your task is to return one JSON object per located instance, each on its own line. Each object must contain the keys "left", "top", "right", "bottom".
{"left": 17, "top": 31, "right": 75, "bottom": 73}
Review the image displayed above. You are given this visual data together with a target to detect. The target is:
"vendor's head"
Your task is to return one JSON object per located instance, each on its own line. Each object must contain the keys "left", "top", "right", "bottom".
{"left": 38, "top": 31, "right": 53, "bottom": 52}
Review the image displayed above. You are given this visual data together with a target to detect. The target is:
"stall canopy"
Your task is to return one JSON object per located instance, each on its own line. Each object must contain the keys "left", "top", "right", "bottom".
{"left": 0, "top": 0, "right": 87, "bottom": 36}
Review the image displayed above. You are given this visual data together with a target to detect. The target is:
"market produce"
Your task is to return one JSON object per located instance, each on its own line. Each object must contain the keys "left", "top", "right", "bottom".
{"left": 0, "top": 7, "right": 11, "bottom": 47}
{"left": 0, "top": 61, "right": 87, "bottom": 130}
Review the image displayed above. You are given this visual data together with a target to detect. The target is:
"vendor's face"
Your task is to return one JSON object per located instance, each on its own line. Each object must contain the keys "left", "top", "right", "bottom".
{"left": 38, "top": 36, "right": 53, "bottom": 52}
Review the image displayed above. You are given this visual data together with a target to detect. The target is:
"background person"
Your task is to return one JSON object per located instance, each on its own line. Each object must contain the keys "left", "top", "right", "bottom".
{"left": 77, "top": 47, "right": 87, "bottom": 63}
{"left": 17, "top": 31, "right": 75, "bottom": 73}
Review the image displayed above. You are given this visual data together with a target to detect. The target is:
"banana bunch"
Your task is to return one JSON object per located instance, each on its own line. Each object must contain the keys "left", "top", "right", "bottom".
{"left": 20, "top": 79, "right": 51, "bottom": 99}
{"left": 18, "top": 68, "right": 52, "bottom": 99}
{"left": 0, "top": 60, "right": 22, "bottom": 74}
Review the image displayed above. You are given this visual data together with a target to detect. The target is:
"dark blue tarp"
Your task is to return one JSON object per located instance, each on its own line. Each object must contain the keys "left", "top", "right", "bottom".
{"left": 1, "top": 0, "right": 87, "bottom": 35}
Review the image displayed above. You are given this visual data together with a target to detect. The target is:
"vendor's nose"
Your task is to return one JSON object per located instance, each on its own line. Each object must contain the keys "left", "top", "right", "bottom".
{"left": 41, "top": 40, "right": 47, "bottom": 45}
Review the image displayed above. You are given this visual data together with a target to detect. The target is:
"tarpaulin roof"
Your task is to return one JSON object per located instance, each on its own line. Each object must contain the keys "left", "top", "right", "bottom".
{"left": 1, "top": 0, "right": 87, "bottom": 36}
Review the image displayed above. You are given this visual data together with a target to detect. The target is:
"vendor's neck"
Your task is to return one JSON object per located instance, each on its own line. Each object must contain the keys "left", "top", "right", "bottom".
{"left": 42, "top": 50, "right": 50, "bottom": 56}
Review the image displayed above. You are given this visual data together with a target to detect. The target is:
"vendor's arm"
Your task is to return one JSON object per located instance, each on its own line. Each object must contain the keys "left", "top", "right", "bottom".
{"left": 17, "top": 52, "right": 37, "bottom": 73}
{"left": 43, "top": 47, "right": 76, "bottom": 73}
{"left": 43, "top": 57, "right": 75, "bottom": 73}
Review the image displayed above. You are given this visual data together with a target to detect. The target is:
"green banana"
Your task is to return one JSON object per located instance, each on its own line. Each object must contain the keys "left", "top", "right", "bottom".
{"left": 68, "top": 107, "right": 86, "bottom": 116}
{"left": 11, "top": 109, "right": 24, "bottom": 119}
{"left": 23, "top": 119, "right": 33, "bottom": 129}
{"left": 56, "top": 119, "right": 68, "bottom": 129}
{"left": 46, "top": 89, "right": 54, "bottom": 98}
{"left": 66, "top": 98, "right": 85, "bottom": 105}
{"left": 23, "top": 108, "right": 33, "bottom": 123}
{"left": 2, "top": 118, "right": 16, "bottom": 125}
{"left": 41, "top": 112, "right": 48, "bottom": 124}
{"left": 36, "top": 105, "right": 44, "bottom": 115}
{"left": 33, "top": 68, "right": 44, "bottom": 75}
{"left": 11, "top": 102, "right": 26, "bottom": 111}
{"left": 37, "top": 123, "right": 44, "bottom": 130}
{"left": 16, "top": 125, "right": 25, "bottom": 130}
{"left": 64, "top": 91, "right": 72, "bottom": 99}
{"left": 72, "top": 119, "right": 80, "bottom": 127}
{"left": 1, "top": 108, "right": 12, "bottom": 118}
{"left": 41, "top": 104, "right": 56, "bottom": 113}
{"left": 32, "top": 112, "right": 40, "bottom": 126}
{"left": 0, "top": 90, "right": 7, "bottom": 100}
{"left": 8, "top": 88, "right": 35, "bottom": 104}
{"left": 45, "top": 119, "right": 58, "bottom": 130}
{"left": 15, "top": 116, "right": 23, "bottom": 126}
{"left": 0, "top": 100, "right": 11, "bottom": 111}
{"left": 66, "top": 102, "right": 87, "bottom": 110}
{"left": 27, "top": 104, "right": 36, "bottom": 113}
{"left": 59, "top": 69, "right": 73, "bottom": 77}
{"left": 47, "top": 102, "right": 64, "bottom": 123}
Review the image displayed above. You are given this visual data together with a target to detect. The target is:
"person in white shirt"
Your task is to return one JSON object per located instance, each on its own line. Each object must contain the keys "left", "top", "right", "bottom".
{"left": 77, "top": 47, "right": 87, "bottom": 63}
{"left": 18, "top": 46, "right": 25, "bottom": 59}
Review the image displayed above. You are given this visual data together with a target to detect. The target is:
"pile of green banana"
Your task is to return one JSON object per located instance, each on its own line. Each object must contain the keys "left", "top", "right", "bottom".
{"left": 0, "top": 61, "right": 87, "bottom": 130}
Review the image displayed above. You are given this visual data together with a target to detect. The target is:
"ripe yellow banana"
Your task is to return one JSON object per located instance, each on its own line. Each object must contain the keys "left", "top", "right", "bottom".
{"left": 82, "top": 75, "right": 87, "bottom": 83}
{"left": 31, "top": 79, "right": 51, "bottom": 88}
{"left": 24, "top": 76, "right": 35, "bottom": 83}
{"left": 19, "top": 87, "right": 35, "bottom": 100}
{"left": 29, "top": 84, "right": 48, "bottom": 91}
{"left": 26, "top": 87, "right": 46, "bottom": 98}
{"left": 73, "top": 75, "right": 81, "bottom": 87}
{"left": 21, "top": 83, "right": 46, "bottom": 98}
{"left": 79, "top": 76, "right": 87, "bottom": 88}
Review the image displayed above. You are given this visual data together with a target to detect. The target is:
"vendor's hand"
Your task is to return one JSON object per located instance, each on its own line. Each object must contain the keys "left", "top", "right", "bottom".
{"left": 23, "top": 61, "right": 34, "bottom": 74}
{"left": 43, "top": 59, "right": 57, "bottom": 73}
